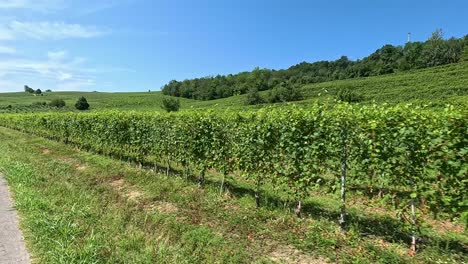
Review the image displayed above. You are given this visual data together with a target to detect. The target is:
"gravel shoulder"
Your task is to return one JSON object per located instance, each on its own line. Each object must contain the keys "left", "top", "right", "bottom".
{"left": 0, "top": 175, "right": 30, "bottom": 264}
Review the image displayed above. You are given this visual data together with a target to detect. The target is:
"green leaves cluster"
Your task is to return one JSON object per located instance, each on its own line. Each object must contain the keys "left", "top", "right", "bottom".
{"left": 49, "top": 99, "right": 66, "bottom": 108}
{"left": 75, "top": 96, "right": 90, "bottom": 110}
{"left": 161, "top": 97, "right": 180, "bottom": 112}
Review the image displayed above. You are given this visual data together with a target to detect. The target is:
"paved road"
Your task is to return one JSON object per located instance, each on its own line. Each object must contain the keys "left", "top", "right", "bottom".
{"left": 0, "top": 175, "right": 30, "bottom": 264}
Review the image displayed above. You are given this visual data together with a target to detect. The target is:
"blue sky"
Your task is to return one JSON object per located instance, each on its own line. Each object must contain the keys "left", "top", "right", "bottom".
{"left": 0, "top": 0, "right": 467, "bottom": 92}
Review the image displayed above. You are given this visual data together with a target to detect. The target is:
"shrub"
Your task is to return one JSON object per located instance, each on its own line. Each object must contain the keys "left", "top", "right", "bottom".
{"left": 75, "top": 96, "right": 90, "bottom": 110}
{"left": 266, "top": 82, "right": 303, "bottom": 103}
{"left": 161, "top": 97, "right": 180, "bottom": 112}
{"left": 336, "top": 88, "right": 364, "bottom": 103}
{"left": 49, "top": 99, "right": 66, "bottom": 108}
{"left": 32, "top": 102, "right": 47, "bottom": 107}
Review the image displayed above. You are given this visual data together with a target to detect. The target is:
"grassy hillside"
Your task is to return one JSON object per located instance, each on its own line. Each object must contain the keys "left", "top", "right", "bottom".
{"left": 298, "top": 62, "right": 468, "bottom": 107}
{"left": 0, "top": 90, "right": 253, "bottom": 112}
{"left": 1, "top": 62, "right": 467, "bottom": 113}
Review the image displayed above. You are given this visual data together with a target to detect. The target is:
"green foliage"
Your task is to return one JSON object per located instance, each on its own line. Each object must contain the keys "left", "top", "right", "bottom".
{"left": 0, "top": 104, "right": 465, "bottom": 222}
{"left": 35, "top": 89, "right": 42, "bottom": 95}
{"left": 266, "top": 82, "right": 303, "bottom": 103}
{"left": 75, "top": 96, "right": 90, "bottom": 110}
{"left": 49, "top": 99, "right": 66, "bottom": 108}
{"left": 161, "top": 97, "right": 180, "bottom": 112}
{"left": 24, "top": 85, "right": 34, "bottom": 93}
{"left": 244, "top": 87, "right": 263, "bottom": 105}
{"left": 162, "top": 32, "right": 467, "bottom": 101}
{"left": 31, "top": 102, "right": 47, "bottom": 106}
{"left": 461, "top": 47, "right": 468, "bottom": 62}
{"left": 336, "top": 88, "right": 364, "bottom": 103}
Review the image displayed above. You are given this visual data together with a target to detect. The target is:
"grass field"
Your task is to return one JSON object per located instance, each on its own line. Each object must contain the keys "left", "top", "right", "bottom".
{"left": 0, "top": 126, "right": 466, "bottom": 263}
{"left": 1, "top": 62, "right": 467, "bottom": 113}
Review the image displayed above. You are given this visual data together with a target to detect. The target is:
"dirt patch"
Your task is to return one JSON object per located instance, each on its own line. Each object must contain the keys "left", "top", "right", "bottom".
{"left": 109, "top": 177, "right": 179, "bottom": 214}
{"left": 109, "top": 178, "right": 125, "bottom": 189}
{"left": 148, "top": 201, "right": 179, "bottom": 214}
{"left": 268, "top": 243, "right": 328, "bottom": 264}
{"left": 367, "top": 235, "right": 407, "bottom": 256}
{"left": 109, "top": 178, "right": 143, "bottom": 201}
{"left": 75, "top": 164, "right": 87, "bottom": 171}
{"left": 426, "top": 218, "right": 465, "bottom": 235}
{"left": 42, "top": 148, "right": 51, "bottom": 154}
{"left": 348, "top": 197, "right": 391, "bottom": 216}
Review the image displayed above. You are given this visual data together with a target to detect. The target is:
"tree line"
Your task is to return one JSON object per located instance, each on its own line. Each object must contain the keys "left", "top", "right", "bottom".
{"left": 162, "top": 30, "right": 468, "bottom": 101}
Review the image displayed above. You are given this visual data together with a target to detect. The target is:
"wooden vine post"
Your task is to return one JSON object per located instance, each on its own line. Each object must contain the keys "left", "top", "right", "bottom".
{"left": 409, "top": 162, "right": 417, "bottom": 256}
{"left": 339, "top": 124, "right": 348, "bottom": 232}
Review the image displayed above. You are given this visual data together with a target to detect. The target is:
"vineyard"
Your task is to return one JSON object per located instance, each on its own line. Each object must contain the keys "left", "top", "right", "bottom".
{"left": 2, "top": 62, "right": 468, "bottom": 114}
{"left": 0, "top": 103, "right": 466, "bottom": 253}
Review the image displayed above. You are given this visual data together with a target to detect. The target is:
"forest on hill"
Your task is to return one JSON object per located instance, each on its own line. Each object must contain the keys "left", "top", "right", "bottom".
{"left": 162, "top": 30, "right": 468, "bottom": 100}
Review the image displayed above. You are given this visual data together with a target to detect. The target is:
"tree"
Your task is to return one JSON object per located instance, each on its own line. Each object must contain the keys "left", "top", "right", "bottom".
{"left": 45, "top": 89, "right": 52, "bottom": 92}
{"left": 49, "top": 99, "right": 66, "bottom": 108}
{"left": 75, "top": 96, "right": 90, "bottom": 110}
{"left": 461, "top": 46, "right": 468, "bottom": 62}
{"left": 429, "top": 28, "right": 444, "bottom": 42}
{"left": 24, "top": 85, "right": 34, "bottom": 93}
{"left": 158, "top": 31, "right": 467, "bottom": 101}
{"left": 421, "top": 30, "right": 464, "bottom": 66}
{"left": 35, "top": 89, "right": 42, "bottom": 96}
{"left": 245, "top": 86, "right": 263, "bottom": 105}
{"left": 161, "top": 97, "right": 180, "bottom": 112}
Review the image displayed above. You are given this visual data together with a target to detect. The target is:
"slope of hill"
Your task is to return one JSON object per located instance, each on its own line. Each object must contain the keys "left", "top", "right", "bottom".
{"left": 299, "top": 62, "right": 468, "bottom": 106}
{"left": 0, "top": 62, "right": 467, "bottom": 113}
{"left": 196, "top": 62, "right": 468, "bottom": 109}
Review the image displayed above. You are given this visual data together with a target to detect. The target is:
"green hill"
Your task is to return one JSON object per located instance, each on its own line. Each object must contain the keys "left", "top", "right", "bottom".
{"left": 299, "top": 62, "right": 468, "bottom": 106}
{"left": 1, "top": 62, "right": 467, "bottom": 113}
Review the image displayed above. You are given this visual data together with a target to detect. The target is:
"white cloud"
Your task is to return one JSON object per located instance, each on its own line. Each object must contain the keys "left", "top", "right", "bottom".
{"left": 0, "top": 50, "right": 98, "bottom": 92}
{"left": 0, "top": 0, "right": 65, "bottom": 12}
{"left": 5, "top": 21, "right": 104, "bottom": 40}
{"left": 77, "top": 2, "right": 117, "bottom": 16}
{"left": 58, "top": 79, "right": 95, "bottom": 91}
{"left": 0, "top": 27, "right": 14, "bottom": 40}
{"left": 0, "top": 49, "right": 132, "bottom": 92}
{"left": 47, "top": 50, "right": 67, "bottom": 61}
{"left": 58, "top": 71, "right": 72, "bottom": 81}
{"left": 0, "top": 45, "right": 15, "bottom": 53}
{"left": 0, "top": 0, "right": 29, "bottom": 8}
